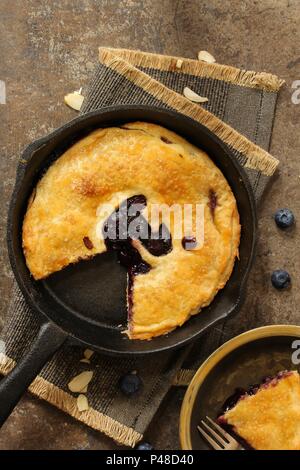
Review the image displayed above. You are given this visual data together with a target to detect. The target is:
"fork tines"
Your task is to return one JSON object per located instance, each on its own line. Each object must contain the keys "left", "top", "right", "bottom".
{"left": 197, "top": 416, "right": 242, "bottom": 450}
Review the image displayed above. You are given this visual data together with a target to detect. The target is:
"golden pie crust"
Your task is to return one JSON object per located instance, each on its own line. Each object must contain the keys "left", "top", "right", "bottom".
{"left": 220, "top": 371, "right": 300, "bottom": 450}
{"left": 22, "top": 122, "right": 240, "bottom": 340}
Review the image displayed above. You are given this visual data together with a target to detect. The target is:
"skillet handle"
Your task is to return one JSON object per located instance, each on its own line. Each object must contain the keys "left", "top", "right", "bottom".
{"left": 0, "top": 321, "right": 67, "bottom": 426}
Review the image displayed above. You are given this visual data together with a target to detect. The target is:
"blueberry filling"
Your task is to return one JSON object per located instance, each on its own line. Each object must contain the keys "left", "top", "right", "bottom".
{"left": 220, "top": 386, "right": 258, "bottom": 415}
{"left": 103, "top": 195, "right": 151, "bottom": 276}
{"left": 103, "top": 195, "right": 173, "bottom": 320}
{"left": 141, "top": 223, "right": 172, "bottom": 257}
{"left": 208, "top": 189, "right": 217, "bottom": 216}
{"left": 83, "top": 236, "right": 94, "bottom": 250}
{"left": 103, "top": 195, "right": 172, "bottom": 270}
{"left": 160, "top": 136, "right": 173, "bottom": 144}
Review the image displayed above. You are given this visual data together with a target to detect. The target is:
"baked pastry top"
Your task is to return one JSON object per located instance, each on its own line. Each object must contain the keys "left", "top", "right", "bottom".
{"left": 22, "top": 122, "right": 240, "bottom": 340}
{"left": 218, "top": 371, "right": 300, "bottom": 450}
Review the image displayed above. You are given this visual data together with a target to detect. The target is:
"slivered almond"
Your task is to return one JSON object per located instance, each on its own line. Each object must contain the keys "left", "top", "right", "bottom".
{"left": 176, "top": 59, "right": 183, "bottom": 69}
{"left": 77, "top": 394, "right": 89, "bottom": 412}
{"left": 64, "top": 91, "right": 84, "bottom": 111}
{"left": 183, "top": 87, "right": 208, "bottom": 103}
{"left": 80, "top": 358, "right": 90, "bottom": 364}
{"left": 198, "top": 50, "right": 216, "bottom": 63}
{"left": 84, "top": 349, "right": 94, "bottom": 360}
{"left": 68, "top": 371, "right": 93, "bottom": 393}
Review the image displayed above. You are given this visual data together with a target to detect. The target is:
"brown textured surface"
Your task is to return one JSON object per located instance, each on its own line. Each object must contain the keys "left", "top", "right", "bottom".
{"left": 0, "top": 0, "right": 299, "bottom": 449}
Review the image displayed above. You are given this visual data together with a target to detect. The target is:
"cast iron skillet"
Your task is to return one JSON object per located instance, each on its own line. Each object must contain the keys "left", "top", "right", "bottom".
{"left": 0, "top": 105, "right": 256, "bottom": 426}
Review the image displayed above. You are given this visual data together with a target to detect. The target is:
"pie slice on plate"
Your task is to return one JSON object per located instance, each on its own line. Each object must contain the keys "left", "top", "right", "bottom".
{"left": 218, "top": 370, "right": 300, "bottom": 450}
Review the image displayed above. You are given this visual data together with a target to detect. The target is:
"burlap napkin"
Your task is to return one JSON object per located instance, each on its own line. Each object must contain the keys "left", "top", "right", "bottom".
{"left": 0, "top": 48, "right": 284, "bottom": 447}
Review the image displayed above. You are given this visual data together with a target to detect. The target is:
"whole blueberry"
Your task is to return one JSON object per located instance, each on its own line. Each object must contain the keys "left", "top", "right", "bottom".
{"left": 119, "top": 371, "right": 142, "bottom": 396}
{"left": 136, "top": 442, "right": 153, "bottom": 451}
{"left": 274, "top": 209, "right": 295, "bottom": 229}
{"left": 271, "top": 270, "right": 291, "bottom": 289}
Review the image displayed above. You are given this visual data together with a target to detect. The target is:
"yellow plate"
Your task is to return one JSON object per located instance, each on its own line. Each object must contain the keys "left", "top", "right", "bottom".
{"left": 180, "top": 325, "right": 300, "bottom": 450}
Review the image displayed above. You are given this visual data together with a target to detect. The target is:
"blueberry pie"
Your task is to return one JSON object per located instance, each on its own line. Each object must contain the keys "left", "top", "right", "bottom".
{"left": 218, "top": 370, "right": 300, "bottom": 450}
{"left": 22, "top": 122, "right": 240, "bottom": 339}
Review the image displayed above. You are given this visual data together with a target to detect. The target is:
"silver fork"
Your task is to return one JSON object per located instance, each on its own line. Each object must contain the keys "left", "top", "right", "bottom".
{"left": 197, "top": 416, "right": 244, "bottom": 450}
